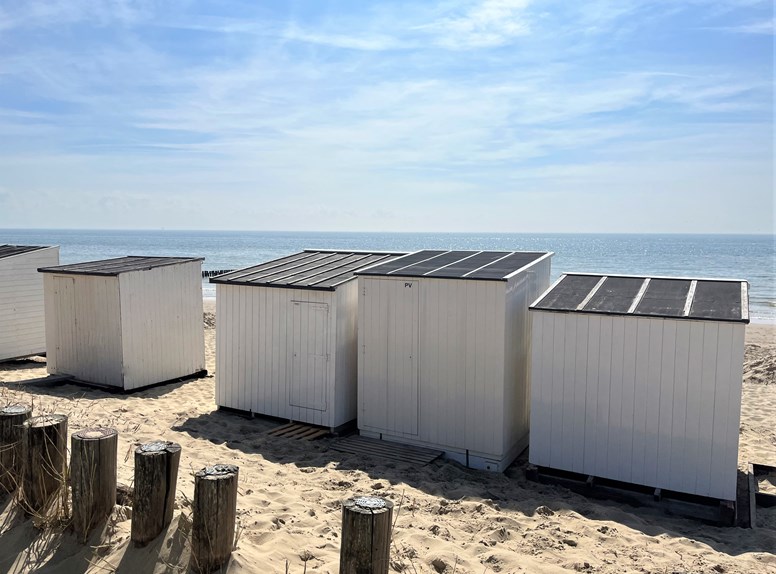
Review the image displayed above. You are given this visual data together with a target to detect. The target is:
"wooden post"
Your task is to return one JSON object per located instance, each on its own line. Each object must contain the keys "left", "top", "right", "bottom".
{"left": 191, "top": 464, "right": 239, "bottom": 574}
{"left": 339, "top": 496, "right": 394, "bottom": 574}
{"left": 71, "top": 428, "right": 118, "bottom": 542}
{"left": 0, "top": 404, "right": 32, "bottom": 494}
{"left": 21, "top": 414, "right": 68, "bottom": 517}
{"left": 131, "top": 440, "right": 181, "bottom": 547}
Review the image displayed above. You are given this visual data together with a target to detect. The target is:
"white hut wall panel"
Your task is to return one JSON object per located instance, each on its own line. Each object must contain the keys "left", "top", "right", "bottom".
{"left": 502, "top": 257, "right": 552, "bottom": 459}
{"left": 43, "top": 273, "right": 124, "bottom": 387}
{"left": 529, "top": 311, "right": 745, "bottom": 500}
{"left": 216, "top": 284, "right": 340, "bottom": 427}
{"left": 118, "top": 261, "right": 205, "bottom": 390}
{"left": 333, "top": 278, "right": 359, "bottom": 426}
{"left": 358, "top": 276, "right": 510, "bottom": 460}
{"left": 0, "top": 247, "right": 59, "bottom": 360}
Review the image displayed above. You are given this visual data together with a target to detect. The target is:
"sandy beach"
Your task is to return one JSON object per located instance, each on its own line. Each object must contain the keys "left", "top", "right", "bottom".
{"left": 0, "top": 303, "right": 774, "bottom": 574}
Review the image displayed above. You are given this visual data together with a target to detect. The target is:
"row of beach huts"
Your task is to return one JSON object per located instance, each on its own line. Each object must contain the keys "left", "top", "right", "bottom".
{"left": 0, "top": 244, "right": 749, "bottom": 507}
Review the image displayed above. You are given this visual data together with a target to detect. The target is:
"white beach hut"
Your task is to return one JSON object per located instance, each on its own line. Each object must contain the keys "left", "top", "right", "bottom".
{"left": 39, "top": 256, "right": 206, "bottom": 390}
{"left": 0, "top": 245, "right": 60, "bottom": 361}
{"left": 528, "top": 273, "right": 749, "bottom": 502}
{"left": 355, "top": 250, "right": 553, "bottom": 471}
{"left": 211, "top": 249, "right": 407, "bottom": 429}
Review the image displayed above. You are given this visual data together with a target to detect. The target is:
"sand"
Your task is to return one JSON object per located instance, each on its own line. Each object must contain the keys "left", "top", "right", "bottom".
{"left": 0, "top": 309, "right": 774, "bottom": 574}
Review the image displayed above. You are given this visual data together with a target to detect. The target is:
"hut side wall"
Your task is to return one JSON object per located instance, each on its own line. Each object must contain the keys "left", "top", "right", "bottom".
{"left": 358, "top": 276, "right": 508, "bottom": 461}
{"left": 0, "top": 247, "right": 59, "bottom": 361}
{"left": 216, "top": 284, "right": 338, "bottom": 427}
{"left": 333, "top": 279, "right": 359, "bottom": 427}
{"left": 529, "top": 311, "right": 745, "bottom": 500}
{"left": 118, "top": 261, "right": 205, "bottom": 390}
{"left": 502, "top": 257, "right": 552, "bottom": 463}
{"left": 44, "top": 273, "right": 124, "bottom": 386}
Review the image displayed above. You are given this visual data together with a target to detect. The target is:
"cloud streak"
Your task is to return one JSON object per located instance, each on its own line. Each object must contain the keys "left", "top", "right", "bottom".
{"left": 0, "top": 0, "right": 771, "bottom": 232}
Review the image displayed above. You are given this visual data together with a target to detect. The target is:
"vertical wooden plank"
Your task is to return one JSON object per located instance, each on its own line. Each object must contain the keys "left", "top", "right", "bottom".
{"left": 582, "top": 315, "right": 600, "bottom": 475}
{"left": 464, "top": 281, "right": 478, "bottom": 450}
{"left": 606, "top": 316, "right": 625, "bottom": 480}
{"left": 570, "top": 314, "right": 589, "bottom": 473}
{"left": 560, "top": 314, "right": 577, "bottom": 470}
{"left": 683, "top": 321, "right": 705, "bottom": 494}
{"left": 709, "top": 323, "right": 733, "bottom": 499}
{"left": 528, "top": 311, "right": 545, "bottom": 466}
{"left": 421, "top": 280, "right": 435, "bottom": 444}
{"left": 656, "top": 320, "right": 677, "bottom": 488}
{"left": 719, "top": 324, "right": 745, "bottom": 500}
{"left": 643, "top": 319, "right": 664, "bottom": 487}
{"left": 453, "top": 280, "right": 467, "bottom": 448}
{"left": 695, "top": 322, "right": 719, "bottom": 496}
{"left": 215, "top": 285, "right": 223, "bottom": 407}
{"left": 631, "top": 318, "right": 651, "bottom": 483}
{"left": 668, "top": 320, "right": 691, "bottom": 492}
{"left": 619, "top": 317, "right": 638, "bottom": 483}
{"left": 549, "top": 313, "right": 566, "bottom": 467}
{"left": 595, "top": 316, "right": 613, "bottom": 476}
{"left": 490, "top": 281, "right": 506, "bottom": 458}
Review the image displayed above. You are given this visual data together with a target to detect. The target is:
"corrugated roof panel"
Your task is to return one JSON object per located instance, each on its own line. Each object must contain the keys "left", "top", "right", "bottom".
{"left": 425, "top": 251, "right": 510, "bottom": 278}
{"left": 531, "top": 273, "right": 748, "bottom": 323}
{"left": 213, "top": 252, "right": 315, "bottom": 283}
{"left": 583, "top": 276, "right": 645, "bottom": 313}
{"left": 533, "top": 274, "right": 602, "bottom": 311}
{"left": 466, "top": 252, "right": 548, "bottom": 280}
{"left": 635, "top": 279, "right": 692, "bottom": 317}
{"left": 249, "top": 252, "right": 351, "bottom": 284}
{"left": 38, "top": 256, "right": 203, "bottom": 276}
{"left": 211, "top": 250, "right": 409, "bottom": 290}
{"left": 357, "top": 249, "right": 551, "bottom": 280}
{"left": 393, "top": 250, "right": 476, "bottom": 276}
{"left": 299, "top": 254, "right": 397, "bottom": 288}
{"left": 357, "top": 250, "right": 447, "bottom": 276}
{"left": 690, "top": 281, "right": 743, "bottom": 322}
{"left": 0, "top": 245, "right": 51, "bottom": 259}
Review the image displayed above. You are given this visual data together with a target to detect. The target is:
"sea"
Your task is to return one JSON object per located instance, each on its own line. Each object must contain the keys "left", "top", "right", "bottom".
{"left": 2, "top": 229, "right": 774, "bottom": 322}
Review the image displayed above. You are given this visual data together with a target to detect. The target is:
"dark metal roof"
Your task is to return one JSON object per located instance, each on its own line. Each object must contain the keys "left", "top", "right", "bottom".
{"left": 531, "top": 273, "right": 749, "bottom": 323}
{"left": 39, "top": 256, "right": 204, "bottom": 276}
{"left": 0, "top": 244, "right": 53, "bottom": 259}
{"left": 356, "top": 250, "right": 553, "bottom": 281}
{"left": 210, "top": 250, "right": 408, "bottom": 291}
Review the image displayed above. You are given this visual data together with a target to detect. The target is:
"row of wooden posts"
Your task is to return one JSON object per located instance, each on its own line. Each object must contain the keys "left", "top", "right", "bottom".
{"left": 0, "top": 405, "right": 396, "bottom": 573}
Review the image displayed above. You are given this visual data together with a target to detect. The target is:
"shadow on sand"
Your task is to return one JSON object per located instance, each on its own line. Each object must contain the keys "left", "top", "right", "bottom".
{"left": 172, "top": 408, "right": 776, "bottom": 558}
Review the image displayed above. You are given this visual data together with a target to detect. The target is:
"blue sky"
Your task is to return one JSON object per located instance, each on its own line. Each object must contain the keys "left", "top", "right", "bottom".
{"left": 0, "top": 0, "right": 772, "bottom": 233}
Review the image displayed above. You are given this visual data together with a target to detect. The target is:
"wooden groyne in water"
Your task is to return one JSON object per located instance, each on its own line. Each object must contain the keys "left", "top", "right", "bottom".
{"left": 202, "top": 270, "right": 233, "bottom": 278}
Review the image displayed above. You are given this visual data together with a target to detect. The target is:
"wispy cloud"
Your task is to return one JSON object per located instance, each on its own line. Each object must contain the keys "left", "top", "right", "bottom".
{"left": 423, "top": 0, "right": 533, "bottom": 48}
{"left": 0, "top": 0, "right": 771, "bottom": 232}
{"left": 708, "top": 18, "right": 775, "bottom": 34}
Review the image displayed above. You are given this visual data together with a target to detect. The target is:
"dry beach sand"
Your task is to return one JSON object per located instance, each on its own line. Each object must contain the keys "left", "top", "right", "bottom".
{"left": 0, "top": 303, "right": 774, "bottom": 574}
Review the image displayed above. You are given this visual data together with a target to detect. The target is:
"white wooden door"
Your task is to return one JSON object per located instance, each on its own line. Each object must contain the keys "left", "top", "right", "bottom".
{"left": 53, "top": 276, "right": 76, "bottom": 375}
{"left": 362, "top": 279, "right": 420, "bottom": 435}
{"left": 290, "top": 301, "right": 329, "bottom": 411}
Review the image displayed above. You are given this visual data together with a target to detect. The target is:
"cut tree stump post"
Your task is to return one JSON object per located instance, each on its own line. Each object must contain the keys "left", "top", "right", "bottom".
{"left": 21, "top": 414, "right": 68, "bottom": 517}
{"left": 339, "top": 496, "right": 394, "bottom": 574}
{"left": 0, "top": 404, "right": 32, "bottom": 494}
{"left": 131, "top": 440, "right": 181, "bottom": 547}
{"left": 71, "top": 428, "right": 118, "bottom": 542}
{"left": 191, "top": 464, "right": 239, "bottom": 574}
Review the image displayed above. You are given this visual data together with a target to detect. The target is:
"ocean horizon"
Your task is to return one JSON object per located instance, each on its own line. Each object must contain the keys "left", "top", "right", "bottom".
{"left": 2, "top": 229, "right": 774, "bottom": 322}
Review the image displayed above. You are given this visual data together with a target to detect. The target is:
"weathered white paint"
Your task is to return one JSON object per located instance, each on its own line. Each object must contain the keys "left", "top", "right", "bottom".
{"left": 0, "top": 247, "right": 60, "bottom": 361}
{"left": 529, "top": 311, "right": 746, "bottom": 501}
{"left": 358, "top": 256, "right": 552, "bottom": 471}
{"left": 215, "top": 278, "right": 360, "bottom": 428}
{"left": 44, "top": 260, "right": 204, "bottom": 389}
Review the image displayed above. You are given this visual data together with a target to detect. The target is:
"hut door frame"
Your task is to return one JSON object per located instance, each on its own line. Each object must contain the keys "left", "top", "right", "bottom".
{"left": 289, "top": 301, "right": 329, "bottom": 411}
